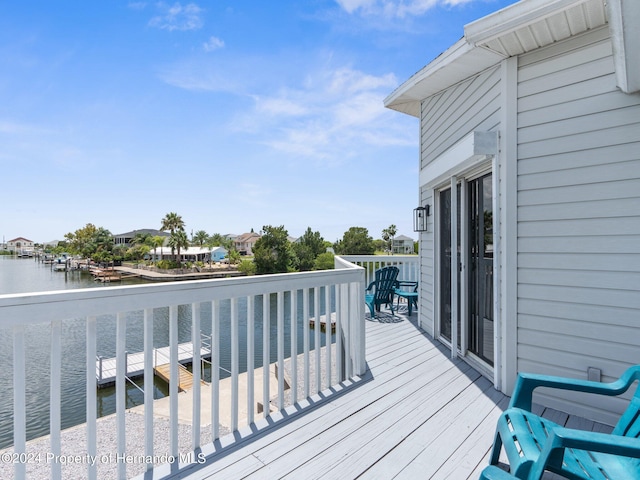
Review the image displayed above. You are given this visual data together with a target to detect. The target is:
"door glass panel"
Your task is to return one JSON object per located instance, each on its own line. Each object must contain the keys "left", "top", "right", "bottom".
{"left": 439, "top": 189, "right": 452, "bottom": 341}
{"left": 467, "top": 173, "right": 494, "bottom": 366}
{"left": 439, "top": 186, "right": 461, "bottom": 344}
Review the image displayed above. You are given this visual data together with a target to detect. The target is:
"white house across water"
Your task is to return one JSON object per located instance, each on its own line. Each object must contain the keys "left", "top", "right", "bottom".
{"left": 385, "top": 0, "right": 640, "bottom": 425}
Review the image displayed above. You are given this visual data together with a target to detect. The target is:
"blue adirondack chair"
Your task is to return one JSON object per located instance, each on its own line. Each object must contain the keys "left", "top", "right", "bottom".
{"left": 489, "top": 365, "right": 640, "bottom": 479}
{"left": 365, "top": 266, "right": 399, "bottom": 318}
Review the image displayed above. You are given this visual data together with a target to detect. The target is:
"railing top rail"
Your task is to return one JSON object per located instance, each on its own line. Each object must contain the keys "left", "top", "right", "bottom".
{"left": 0, "top": 267, "right": 362, "bottom": 327}
{"left": 339, "top": 255, "right": 418, "bottom": 262}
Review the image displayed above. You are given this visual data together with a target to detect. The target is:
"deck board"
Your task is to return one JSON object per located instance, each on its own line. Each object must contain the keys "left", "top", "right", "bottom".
{"left": 168, "top": 311, "right": 610, "bottom": 480}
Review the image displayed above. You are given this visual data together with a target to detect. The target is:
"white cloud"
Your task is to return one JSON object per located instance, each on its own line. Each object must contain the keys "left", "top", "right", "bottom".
{"left": 335, "top": 0, "right": 475, "bottom": 17}
{"left": 203, "top": 36, "right": 224, "bottom": 52}
{"left": 149, "top": 2, "right": 204, "bottom": 31}
{"left": 245, "top": 66, "right": 412, "bottom": 161}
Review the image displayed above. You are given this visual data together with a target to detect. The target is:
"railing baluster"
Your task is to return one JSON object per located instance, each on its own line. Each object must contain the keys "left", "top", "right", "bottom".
{"left": 314, "top": 287, "right": 321, "bottom": 394}
{"left": 303, "top": 288, "right": 310, "bottom": 399}
{"left": 86, "top": 316, "right": 98, "bottom": 480}
{"left": 116, "top": 312, "right": 127, "bottom": 480}
{"left": 262, "top": 294, "right": 270, "bottom": 418}
{"left": 325, "top": 284, "right": 332, "bottom": 390}
{"left": 277, "top": 291, "right": 284, "bottom": 411}
{"left": 143, "top": 308, "right": 154, "bottom": 471}
{"left": 231, "top": 297, "right": 239, "bottom": 431}
{"left": 290, "top": 289, "right": 298, "bottom": 405}
{"left": 13, "top": 324, "right": 26, "bottom": 480}
{"left": 169, "top": 305, "right": 179, "bottom": 457}
{"left": 211, "top": 300, "right": 220, "bottom": 441}
{"left": 345, "top": 283, "right": 353, "bottom": 378}
{"left": 192, "top": 302, "right": 202, "bottom": 448}
{"left": 336, "top": 285, "right": 343, "bottom": 383}
{"left": 50, "top": 319, "right": 62, "bottom": 480}
{"left": 247, "top": 296, "right": 255, "bottom": 425}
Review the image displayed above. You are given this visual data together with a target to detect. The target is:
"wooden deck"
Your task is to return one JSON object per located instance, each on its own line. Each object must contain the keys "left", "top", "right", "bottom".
{"left": 164, "top": 310, "right": 502, "bottom": 479}
{"left": 161, "top": 307, "right": 612, "bottom": 480}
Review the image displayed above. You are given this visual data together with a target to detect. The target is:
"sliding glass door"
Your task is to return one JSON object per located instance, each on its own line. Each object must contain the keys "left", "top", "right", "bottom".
{"left": 438, "top": 172, "right": 494, "bottom": 367}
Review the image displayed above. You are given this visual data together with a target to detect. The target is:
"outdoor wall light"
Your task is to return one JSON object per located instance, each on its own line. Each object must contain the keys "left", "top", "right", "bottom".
{"left": 413, "top": 205, "right": 430, "bottom": 232}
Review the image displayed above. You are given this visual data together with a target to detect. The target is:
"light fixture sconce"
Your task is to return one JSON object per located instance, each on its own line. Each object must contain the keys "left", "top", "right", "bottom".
{"left": 413, "top": 205, "right": 430, "bottom": 232}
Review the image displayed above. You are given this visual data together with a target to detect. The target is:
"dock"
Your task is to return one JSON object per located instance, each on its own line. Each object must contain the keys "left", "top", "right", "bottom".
{"left": 154, "top": 362, "right": 207, "bottom": 392}
{"left": 309, "top": 312, "right": 336, "bottom": 333}
{"left": 96, "top": 341, "right": 211, "bottom": 388}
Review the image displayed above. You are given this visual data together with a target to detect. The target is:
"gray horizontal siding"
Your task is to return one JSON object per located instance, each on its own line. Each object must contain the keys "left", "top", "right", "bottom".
{"left": 515, "top": 27, "right": 640, "bottom": 423}
{"left": 420, "top": 66, "right": 501, "bottom": 169}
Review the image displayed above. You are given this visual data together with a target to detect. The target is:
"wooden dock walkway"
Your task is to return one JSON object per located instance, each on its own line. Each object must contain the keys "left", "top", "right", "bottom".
{"left": 96, "top": 341, "right": 211, "bottom": 387}
{"left": 154, "top": 363, "right": 207, "bottom": 392}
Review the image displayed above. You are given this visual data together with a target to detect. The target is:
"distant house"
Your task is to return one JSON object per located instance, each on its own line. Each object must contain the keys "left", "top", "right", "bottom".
{"left": 113, "top": 229, "right": 170, "bottom": 247}
{"left": 7, "top": 237, "right": 34, "bottom": 254}
{"left": 233, "top": 232, "right": 261, "bottom": 256}
{"left": 149, "top": 246, "right": 227, "bottom": 263}
{"left": 385, "top": 0, "right": 640, "bottom": 426}
{"left": 392, "top": 235, "right": 414, "bottom": 254}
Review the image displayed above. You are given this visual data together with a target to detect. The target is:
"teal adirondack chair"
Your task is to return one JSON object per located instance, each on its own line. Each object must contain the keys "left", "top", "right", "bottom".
{"left": 365, "top": 266, "right": 399, "bottom": 318}
{"left": 489, "top": 365, "right": 640, "bottom": 479}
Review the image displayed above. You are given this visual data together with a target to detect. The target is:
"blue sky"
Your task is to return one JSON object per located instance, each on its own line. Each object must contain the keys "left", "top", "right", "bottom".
{"left": 1, "top": 0, "right": 517, "bottom": 244}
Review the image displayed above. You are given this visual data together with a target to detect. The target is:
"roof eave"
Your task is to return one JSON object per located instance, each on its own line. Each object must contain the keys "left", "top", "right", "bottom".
{"left": 383, "top": 39, "right": 505, "bottom": 117}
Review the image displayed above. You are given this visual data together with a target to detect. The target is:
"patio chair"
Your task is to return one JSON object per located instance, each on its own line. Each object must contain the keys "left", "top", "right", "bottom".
{"left": 489, "top": 365, "right": 640, "bottom": 479}
{"left": 394, "top": 280, "right": 418, "bottom": 315}
{"left": 365, "top": 266, "right": 399, "bottom": 318}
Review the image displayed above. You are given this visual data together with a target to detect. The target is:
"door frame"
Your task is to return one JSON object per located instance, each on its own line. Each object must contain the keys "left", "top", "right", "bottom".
{"left": 423, "top": 131, "right": 500, "bottom": 380}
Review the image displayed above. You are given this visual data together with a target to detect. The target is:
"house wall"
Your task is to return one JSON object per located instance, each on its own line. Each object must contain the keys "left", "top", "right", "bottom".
{"left": 515, "top": 26, "right": 640, "bottom": 425}
{"left": 418, "top": 65, "right": 502, "bottom": 337}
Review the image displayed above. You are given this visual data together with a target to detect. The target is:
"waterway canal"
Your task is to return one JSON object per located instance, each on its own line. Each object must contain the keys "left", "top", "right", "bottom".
{"left": 0, "top": 256, "right": 329, "bottom": 449}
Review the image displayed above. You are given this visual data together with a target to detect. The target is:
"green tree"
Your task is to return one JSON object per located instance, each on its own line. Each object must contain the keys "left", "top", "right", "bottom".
{"left": 292, "top": 227, "right": 326, "bottom": 271}
{"left": 381, "top": 224, "right": 397, "bottom": 254}
{"left": 253, "top": 225, "right": 294, "bottom": 274}
{"left": 334, "top": 227, "right": 375, "bottom": 255}
{"left": 192, "top": 230, "right": 209, "bottom": 247}
{"left": 64, "top": 224, "right": 115, "bottom": 261}
{"left": 130, "top": 232, "right": 151, "bottom": 247}
{"left": 314, "top": 252, "right": 335, "bottom": 270}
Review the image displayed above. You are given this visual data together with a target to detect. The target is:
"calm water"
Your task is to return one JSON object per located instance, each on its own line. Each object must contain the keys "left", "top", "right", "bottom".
{"left": 0, "top": 256, "right": 328, "bottom": 448}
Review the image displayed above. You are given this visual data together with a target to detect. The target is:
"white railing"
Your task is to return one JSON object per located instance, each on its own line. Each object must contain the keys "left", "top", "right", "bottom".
{"left": 0, "top": 257, "right": 365, "bottom": 480}
{"left": 338, "top": 255, "right": 419, "bottom": 287}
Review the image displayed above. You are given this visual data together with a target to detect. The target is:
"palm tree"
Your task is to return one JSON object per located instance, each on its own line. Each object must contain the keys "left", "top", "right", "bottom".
{"left": 150, "top": 235, "right": 165, "bottom": 263}
{"left": 168, "top": 230, "right": 189, "bottom": 265}
{"left": 192, "top": 230, "right": 209, "bottom": 247}
{"left": 382, "top": 224, "right": 398, "bottom": 254}
{"left": 161, "top": 212, "right": 185, "bottom": 235}
{"left": 161, "top": 212, "right": 185, "bottom": 261}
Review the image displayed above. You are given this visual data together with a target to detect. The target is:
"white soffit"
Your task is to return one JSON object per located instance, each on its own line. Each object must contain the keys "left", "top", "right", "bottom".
{"left": 465, "top": 0, "right": 607, "bottom": 57}
{"left": 384, "top": 0, "right": 610, "bottom": 117}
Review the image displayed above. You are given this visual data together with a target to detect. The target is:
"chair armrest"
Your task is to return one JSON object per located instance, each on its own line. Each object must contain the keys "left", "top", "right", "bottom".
{"left": 550, "top": 428, "right": 640, "bottom": 458}
{"left": 366, "top": 281, "right": 375, "bottom": 291}
{"left": 510, "top": 366, "right": 640, "bottom": 410}
{"left": 528, "top": 426, "right": 640, "bottom": 480}
{"left": 479, "top": 466, "right": 519, "bottom": 480}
